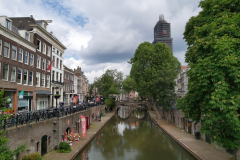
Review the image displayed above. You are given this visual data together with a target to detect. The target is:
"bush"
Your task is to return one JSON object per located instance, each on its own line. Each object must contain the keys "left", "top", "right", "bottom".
{"left": 22, "top": 152, "right": 42, "bottom": 160}
{"left": 58, "top": 142, "right": 71, "bottom": 153}
{"left": 104, "top": 98, "right": 115, "bottom": 109}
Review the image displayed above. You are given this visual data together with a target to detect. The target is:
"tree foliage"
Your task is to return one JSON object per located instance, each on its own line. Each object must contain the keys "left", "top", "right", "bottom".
{"left": 93, "top": 69, "right": 123, "bottom": 97}
{"left": 177, "top": 0, "right": 240, "bottom": 149}
{"left": 0, "top": 89, "right": 26, "bottom": 160}
{"left": 104, "top": 98, "right": 116, "bottom": 109}
{"left": 130, "top": 42, "right": 181, "bottom": 117}
{"left": 122, "top": 76, "right": 136, "bottom": 94}
{"left": 89, "top": 85, "right": 94, "bottom": 95}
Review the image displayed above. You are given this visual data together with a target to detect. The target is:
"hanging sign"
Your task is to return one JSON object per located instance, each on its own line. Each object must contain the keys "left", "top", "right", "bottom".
{"left": 81, "top": 115, "right": 86, "bottom": 138}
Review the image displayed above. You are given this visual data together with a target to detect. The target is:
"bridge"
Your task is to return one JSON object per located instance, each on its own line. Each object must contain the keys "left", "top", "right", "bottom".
{"left": 116, "top": 101, "right": 152, "bottom": 110}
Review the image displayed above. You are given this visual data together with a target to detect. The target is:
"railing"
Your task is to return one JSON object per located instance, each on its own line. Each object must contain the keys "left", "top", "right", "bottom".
{"left": 0, "top": 103, "right": 98, "bottom": 130}
{"left": 51, "top": 80, "right": 64, "bottom": 86}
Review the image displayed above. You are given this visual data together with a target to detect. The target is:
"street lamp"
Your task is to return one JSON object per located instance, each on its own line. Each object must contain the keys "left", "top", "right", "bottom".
{"left": 54, "top": 87, "right": 60, "bottom": 109}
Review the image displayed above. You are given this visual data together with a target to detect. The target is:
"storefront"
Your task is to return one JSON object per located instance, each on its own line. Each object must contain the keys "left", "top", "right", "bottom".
{"left": 18, "top": 91, "right": 33, "bottom": 111}
{"left": 35, "top": 90, "right": 51, "bottom": 110}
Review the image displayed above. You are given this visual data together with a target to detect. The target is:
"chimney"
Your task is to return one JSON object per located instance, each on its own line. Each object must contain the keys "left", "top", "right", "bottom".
{"left": 30, "top": 15, "right": 33, "bottom": 18}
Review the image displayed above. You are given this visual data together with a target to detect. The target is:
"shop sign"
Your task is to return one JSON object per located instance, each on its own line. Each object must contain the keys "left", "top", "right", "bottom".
{"left": 67, "top": 120, "right": 70, "bottom": 126}
{"left": 81, "top": 115, "right": 86, "bottom": 138}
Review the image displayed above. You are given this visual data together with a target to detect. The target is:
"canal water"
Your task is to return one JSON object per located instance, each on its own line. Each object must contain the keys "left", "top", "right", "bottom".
{"left": 74, "top": 106, "right": 196, "bottom": 160}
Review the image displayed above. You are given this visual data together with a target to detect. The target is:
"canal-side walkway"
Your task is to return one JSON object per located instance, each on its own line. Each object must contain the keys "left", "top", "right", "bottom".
{"left": 42, "top": 111, "right": 116, "bottom": 160}
{"left": 149, "top": 111, "right": 233, "bottom": 160}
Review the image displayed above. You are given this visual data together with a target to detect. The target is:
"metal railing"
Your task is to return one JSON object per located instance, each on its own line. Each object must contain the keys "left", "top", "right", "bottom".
{"left": 0, "top": 103, "right": 98, "bottom": 130}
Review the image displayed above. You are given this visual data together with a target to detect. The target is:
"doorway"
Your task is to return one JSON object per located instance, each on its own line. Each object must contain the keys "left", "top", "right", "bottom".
{"left": 28, "top": 99, "right": 32, "bottom": 111}
{"left": 41, "top": 135, "right": 48, "bottom": 156}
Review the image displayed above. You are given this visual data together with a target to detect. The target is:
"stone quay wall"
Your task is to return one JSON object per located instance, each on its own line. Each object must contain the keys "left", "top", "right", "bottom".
{"left": 5, "top": 105, "right": 104, "bottom": 159}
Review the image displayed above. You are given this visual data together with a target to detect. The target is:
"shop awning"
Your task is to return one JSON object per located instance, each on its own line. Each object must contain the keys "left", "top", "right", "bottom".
{"left": 35, "top": 90, "right": 51, "bottom": 95}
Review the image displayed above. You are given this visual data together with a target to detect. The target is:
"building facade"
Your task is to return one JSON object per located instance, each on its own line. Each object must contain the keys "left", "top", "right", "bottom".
{"left": 63, "top": 65, "right": 74, "bottom": 106}
{"left": 51, "top": 36, "right": 66, "bottom": 108}
{"left": 152, "top": 14, "right": 173, "bottom": 51}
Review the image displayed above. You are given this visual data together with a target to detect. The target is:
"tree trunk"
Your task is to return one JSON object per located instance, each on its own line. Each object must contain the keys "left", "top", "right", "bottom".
{"left": 234, "top": 148, "right": 240, "bottom": 160}
{"left": 152, "top": 99, "right": 162, "bottom": 120}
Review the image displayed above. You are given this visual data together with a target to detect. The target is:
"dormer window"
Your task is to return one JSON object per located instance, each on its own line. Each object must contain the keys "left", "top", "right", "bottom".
{"left": 37, "top": 39, "right": 41, "bottom": 51}
{"left": 5, "top": 19, "right": 11, "bottom": 30}
{"left": 25, "top": 32, "right": 29, "bottom": 40}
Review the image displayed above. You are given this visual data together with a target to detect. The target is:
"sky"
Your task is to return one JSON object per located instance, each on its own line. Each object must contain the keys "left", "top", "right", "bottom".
{"left": 0, "top": 0, "right": 201, "bottom": 83}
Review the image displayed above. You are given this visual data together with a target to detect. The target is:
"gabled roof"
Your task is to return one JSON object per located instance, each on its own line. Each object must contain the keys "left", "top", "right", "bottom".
{"left": 9, "top": 17, "right": 36, "bottom": 31}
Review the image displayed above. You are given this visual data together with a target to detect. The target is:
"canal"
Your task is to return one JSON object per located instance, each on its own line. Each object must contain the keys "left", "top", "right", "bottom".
{"left": 74, "top": 106, "right": 196, "bottom": 160}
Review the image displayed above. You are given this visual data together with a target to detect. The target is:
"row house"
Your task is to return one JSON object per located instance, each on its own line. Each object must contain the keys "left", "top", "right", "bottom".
{"left": 0, "top": 15, "right": 66, "bottom": 112}
{"left": 63, "top": 66, "right": 90, "bottom": 105}
{"left": 50, "top": 34, "right": 66, "bottom": 108}
{"left": 63, "top": 65, "right": 74, "bottom": 105}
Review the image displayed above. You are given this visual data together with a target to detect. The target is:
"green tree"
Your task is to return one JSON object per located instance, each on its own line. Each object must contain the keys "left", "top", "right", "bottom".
{"left": 93, "top": 69, "right": 123, "bottom": 97}
{"left": 89, "top": 84, "right": 94, "bottom": 95}
{"left": 177, "top": 0, "right": 240, "bottom": 150}
{"left": 0, "top": 90, "right": 26, "bottom": 160}
{"left": 130, "top": 42, "right": 181, "bottom": 119}
{"left": 122, "top": 76, "right": 136, "bottom": 94}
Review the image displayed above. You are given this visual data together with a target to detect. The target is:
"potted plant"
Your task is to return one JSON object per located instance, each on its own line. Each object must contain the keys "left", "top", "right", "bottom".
{"left": 53, "top": 94, "right": 61, "bottom": 99}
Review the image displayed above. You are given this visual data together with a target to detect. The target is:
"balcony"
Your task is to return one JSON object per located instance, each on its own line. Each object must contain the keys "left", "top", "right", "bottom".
{"left": 51, "top": 80, "right": 64, "bottom": 86}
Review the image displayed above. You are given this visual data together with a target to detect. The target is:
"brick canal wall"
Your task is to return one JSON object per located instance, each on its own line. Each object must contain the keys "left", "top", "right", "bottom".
{"left": 5, "top": 105, "right": 104, "bottom": 159}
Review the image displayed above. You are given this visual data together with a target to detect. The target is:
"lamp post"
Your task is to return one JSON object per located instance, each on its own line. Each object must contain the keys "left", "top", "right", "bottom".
{"left": 54, "top": 87, "right": 60, "bottom": 109}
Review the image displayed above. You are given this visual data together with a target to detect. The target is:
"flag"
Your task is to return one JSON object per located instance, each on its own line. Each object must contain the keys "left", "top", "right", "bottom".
{"left": 46, "top": 59, "right": 54, "bottom": 71}
{"left": 19, "top": 90, "right": 24, "bottom": 99}
{"left": 81, "top": 115, "right": 87, "bottom": 138}
{"left": 162, "top": 30, "right": 167, "bottom": 35}
{"left": 154, "top": 33, "right": 157, "bottom": 37}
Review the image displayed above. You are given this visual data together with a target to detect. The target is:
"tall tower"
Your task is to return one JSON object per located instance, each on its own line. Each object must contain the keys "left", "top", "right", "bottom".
{"left": 152, "top": 14, "right": 173, "bottom": 51}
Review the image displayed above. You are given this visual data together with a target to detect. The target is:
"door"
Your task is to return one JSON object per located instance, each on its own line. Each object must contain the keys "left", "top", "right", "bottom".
{"left": 41, "top": 135, "right": 48, "bottom": 156}
{"left": 205, "top": 134, "right": 211, "bottom": 144}
{"left": 28, "top": 99, "right": 31, "bottom": 111}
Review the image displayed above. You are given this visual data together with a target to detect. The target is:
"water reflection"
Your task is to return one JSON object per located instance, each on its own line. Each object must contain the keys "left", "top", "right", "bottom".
{"left": 75, "top": 109, "right": 196, "bottom": 160}
{"left": 117, "top": 105, "right": 131, "bottom": 119}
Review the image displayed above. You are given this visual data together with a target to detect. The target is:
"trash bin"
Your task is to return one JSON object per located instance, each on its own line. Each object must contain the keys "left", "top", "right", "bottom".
{"left": 195, "top": 131, "right": 201, "bottom": 139}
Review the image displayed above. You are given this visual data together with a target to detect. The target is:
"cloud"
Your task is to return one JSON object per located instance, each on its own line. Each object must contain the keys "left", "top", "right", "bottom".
{"left": 0, "top": 0, "right": 201, "bottom": 83}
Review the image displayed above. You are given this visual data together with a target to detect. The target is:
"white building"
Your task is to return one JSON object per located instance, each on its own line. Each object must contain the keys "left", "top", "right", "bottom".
{"left": 50, "top": 34, "right": 66, "bottom": 107}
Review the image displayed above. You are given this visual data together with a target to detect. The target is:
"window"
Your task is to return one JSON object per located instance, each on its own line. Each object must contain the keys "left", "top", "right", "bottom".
{"left": 67, "top": 74, "right": 69, "bottom": 80}
{"left": 17, "top": 68, "right": 22, "bottom": 84}
{"left": 60, "top": 73, "right": 62, "bottom": 82}
{"left": 64, "top": 74, "right": 66, "bottom": 79}
{"left": 56, "top": 58, "right": 59, "bottom": 69}
{"left": 10, "top": 66, "right": 16, "bottom": 82}
{"left": 3, "top": 63, "right": 9, "bottom": 80}
{"left": 52, "top": 71, "right": 55, "bottom": 81}
{"left": 43, "top": 43, "right": 46, "bottom": 54}
{"left": 30, "top": 54, "right": 34, "bottom": 66}
{"left": 60, "top": 53, "right": 62, "bottom": 57}
{"left": 42, "top": 58, "right": 46, "bottom": 70}
{"left": 19, "top": 48, "right": 23, "bottom": 62}
{"left": 36, "top": 72, "right": 40, "bottom": 87}
{"left": 29, "top": 71, "right": 33, "bottom": 86}
{"left": 53, "top": 56, "right": 55, "bottom": 67}
{"left": 25, "top": 32, "right": 29, "bottom": 40}
{"left": 57, "top": 50, "right": 59, "bottom": 55}
{"left": 47, "top": 46, "right": 51, "bottom": 56}
{"left": 4, "top": 42, "right": 10, "bottom": 58}
{"left": 25, "top": 51, "right": 29, "bottom": 64}
{"left": 23, "top": 69, "right": 28, "bottom": 85}
{"left": 5, "top": 19, "right": 11, "bottom": 30}
{"left": 56, "top": 72, "right": 59, "bottom": 81}
{"left": 52, "top": 47, "right": 55, "bottom": 53}
{"left": 41, "top": 74, "right": 45, "bottom": 87}
{"left": 0, "top": 39, "right": 2, "bottom": 55}
{"left": 37, "top": 55, "right": 41, "bottom": 68}
{"left": 12, "top": 45, "right": 17, "bottom": 60}
{"left": 60, "top": 60, "right": 62, "bottom": 70}
{"left": 47, "top": 75, "right": 50, "bottom": 88}
{"left": 37, "top": 39, "right": 41, "bottom": 51}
